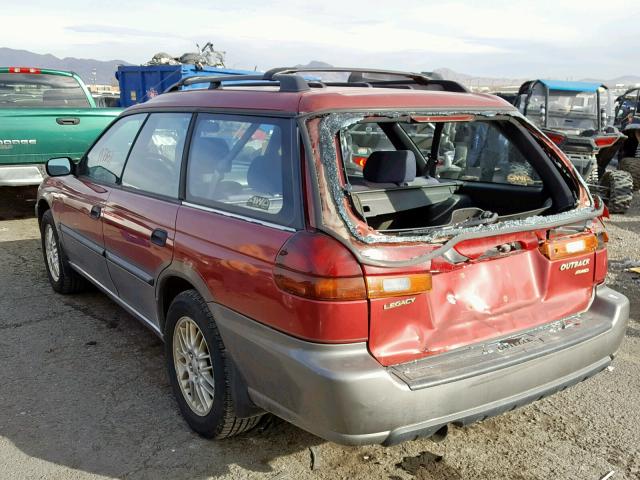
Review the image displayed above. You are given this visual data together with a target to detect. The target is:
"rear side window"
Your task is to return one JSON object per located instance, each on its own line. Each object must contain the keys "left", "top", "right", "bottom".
{"left": 0, "top": 73, "right": 90, "bottom": 108}
{"left": 121, "top": 113, "right": 192, "bottom": 198}
{"left": 186, "top": 114, "right": 296, "bottom": 223}
{"left": 84, "top": 114, "right": 146, "bottom": 184}
{"left": 435, "top": 121, "right": 542, "bottom": 186}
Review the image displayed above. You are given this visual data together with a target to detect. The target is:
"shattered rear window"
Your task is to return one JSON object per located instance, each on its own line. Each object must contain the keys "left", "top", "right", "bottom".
{"left": 341, "top": 119, "right": 543, "bottom": 187}
{"left": 307, "top": 110, "right": 593, "bottom": 251}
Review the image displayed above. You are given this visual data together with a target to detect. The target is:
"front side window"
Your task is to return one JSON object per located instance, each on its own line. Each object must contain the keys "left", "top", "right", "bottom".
{"left": 84, "top": 114, "right": 146, "bottom": 184}
{"left": 186, "top": 114, "right": 294, "bottom": 221}
{"left": 121, "top": 113, "right": 192, "bottom": 198}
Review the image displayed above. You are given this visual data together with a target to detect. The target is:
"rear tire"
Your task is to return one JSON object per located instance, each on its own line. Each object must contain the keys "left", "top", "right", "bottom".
{"left": 600, "top": 170, "right": 633, "bottom": 214}
{"left": 619, "top": 157, "right": 640, "bottom": 191}
{"left": 165, "top": 289, "right": 262, "bottom": 438}
{"left": 40, "top": 209, "right": 87, "bottom": 294}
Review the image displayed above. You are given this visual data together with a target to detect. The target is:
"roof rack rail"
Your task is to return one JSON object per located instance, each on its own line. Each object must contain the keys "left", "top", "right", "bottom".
{"left": 163, "top": 67, "right": 468, "bottom": 94}
{"left": 164, "top": 73, "right": 311, "bottom": 93}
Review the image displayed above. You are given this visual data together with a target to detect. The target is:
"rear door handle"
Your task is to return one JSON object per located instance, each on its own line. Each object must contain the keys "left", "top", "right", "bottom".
{"left": 150, "top": 229, "right": 168, "bottom": 247}
{"left": 56, "top": 117, "right": 80, "bottom": 126}
{"left": 90, "top": 205, "right": 101, "bottom": 219}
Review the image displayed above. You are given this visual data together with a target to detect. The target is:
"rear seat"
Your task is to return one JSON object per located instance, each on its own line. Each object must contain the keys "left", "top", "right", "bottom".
{"left": 349, "top": 150, "right": 439, "bottom": 190}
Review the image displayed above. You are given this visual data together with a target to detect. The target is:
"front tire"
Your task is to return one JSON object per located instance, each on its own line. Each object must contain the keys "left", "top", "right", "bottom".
{"left": 165, "top": 290, "right": 262, "bottom": 438}
{"left": 40, "top": 209, "right": 86, "bottom": 294}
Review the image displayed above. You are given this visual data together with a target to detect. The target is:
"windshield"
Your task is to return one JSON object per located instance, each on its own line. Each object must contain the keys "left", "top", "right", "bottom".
{"left": 0, "top": 73, "right": 90, "bottom": 108}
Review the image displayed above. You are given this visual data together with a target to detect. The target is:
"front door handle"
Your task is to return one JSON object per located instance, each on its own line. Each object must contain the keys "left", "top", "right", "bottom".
{"left": 90, "top": 205, "right": 101, "bottom": 219}
{"left": 56, "top": 117, "right": 80, "bottom": 126}
{"left": 150, "top": 229, "right": 168, "bottom": 247}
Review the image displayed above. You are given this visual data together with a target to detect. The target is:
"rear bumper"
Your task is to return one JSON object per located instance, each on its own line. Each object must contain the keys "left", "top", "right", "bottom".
{"left": 0, "top": 164, "right": 45, "bottom": 186}
{"left": 211, "top": 285, "right": 629, "bottom": 446}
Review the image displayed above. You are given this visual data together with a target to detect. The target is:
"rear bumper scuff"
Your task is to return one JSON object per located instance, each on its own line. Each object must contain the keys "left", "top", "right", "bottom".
{"left": 210, "top": 284, "right": 629, "bottom": 446}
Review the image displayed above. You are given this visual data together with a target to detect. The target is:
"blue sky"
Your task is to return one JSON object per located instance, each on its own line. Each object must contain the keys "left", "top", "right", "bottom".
{"left": 2, "top": 0, "right": 639, "bottom": 79}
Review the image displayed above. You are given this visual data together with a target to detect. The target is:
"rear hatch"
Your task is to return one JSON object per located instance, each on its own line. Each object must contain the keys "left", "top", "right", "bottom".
{"left": 305, "top": 110, "right": 605, "bottom": 366}
{"left": 364, "top": 228, "right": 606, "bottom": 366}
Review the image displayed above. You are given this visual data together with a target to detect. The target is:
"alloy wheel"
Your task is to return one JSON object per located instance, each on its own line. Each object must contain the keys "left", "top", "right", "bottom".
{"left": 173, "top": 316, "right": 215, "bottom": 416}
{"left": 44, "top": 224, "right": 60, "bottom": 282}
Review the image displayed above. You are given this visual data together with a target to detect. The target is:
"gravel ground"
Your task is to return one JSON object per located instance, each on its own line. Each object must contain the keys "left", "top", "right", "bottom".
{"left": 0, "top": 186, "right": 638, "bottom": 480}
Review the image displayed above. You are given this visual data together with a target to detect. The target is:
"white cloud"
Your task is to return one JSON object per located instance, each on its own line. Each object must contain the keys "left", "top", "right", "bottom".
{"left": 0, "top": 0, "right": 639, "bottom": 77}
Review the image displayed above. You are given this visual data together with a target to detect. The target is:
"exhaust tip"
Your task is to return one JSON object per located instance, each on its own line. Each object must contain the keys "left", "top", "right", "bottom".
{"left": 431, "top": 424, "right": 448, "bottom": 443}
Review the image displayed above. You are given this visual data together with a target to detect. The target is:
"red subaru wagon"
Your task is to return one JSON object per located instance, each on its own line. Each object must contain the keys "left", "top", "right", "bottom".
{"left": 37, "top": 68, "right": 629, "bottom": 446}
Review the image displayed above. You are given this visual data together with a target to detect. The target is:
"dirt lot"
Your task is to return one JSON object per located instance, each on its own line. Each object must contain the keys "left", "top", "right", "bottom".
{"left": 0, "top": 186, "right": 639, "bottom": 480}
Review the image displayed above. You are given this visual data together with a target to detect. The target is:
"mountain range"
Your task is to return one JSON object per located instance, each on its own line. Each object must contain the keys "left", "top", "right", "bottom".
{"left": 0, "top": 47, "right": 130, "bottom": 84}
{"left": 1, "top": 49, "right": 639, "bottom": 88}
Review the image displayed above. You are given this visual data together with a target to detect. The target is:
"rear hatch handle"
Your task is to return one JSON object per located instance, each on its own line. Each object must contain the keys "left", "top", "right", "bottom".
{"left": 56, "top": 117, "right": 80, "bottom": 126}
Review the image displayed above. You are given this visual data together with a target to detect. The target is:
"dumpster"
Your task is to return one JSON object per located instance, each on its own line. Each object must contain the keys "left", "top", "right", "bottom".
{"left": 116, "top": 65, "right": 257, "bottom": 107}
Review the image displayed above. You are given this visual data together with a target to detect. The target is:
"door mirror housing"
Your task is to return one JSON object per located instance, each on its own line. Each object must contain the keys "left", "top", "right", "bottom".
{"left": 46, "top": 157, "right": 74, "bottom": 177}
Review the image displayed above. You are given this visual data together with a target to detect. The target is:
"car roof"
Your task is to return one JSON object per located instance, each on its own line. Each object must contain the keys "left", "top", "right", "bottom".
{"left": 129, "top": 86, "right": 515, "bottom": 115}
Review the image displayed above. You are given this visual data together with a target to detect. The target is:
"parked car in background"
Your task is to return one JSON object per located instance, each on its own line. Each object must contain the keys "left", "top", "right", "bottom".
{"left": 515, "top": 79, "right": 631, "bottom": 212}
{"left": 36, "top": 68, "right": 629, "bottom": 446}
{"left": 0, "top": 67, "right": 122, "bottom": 187}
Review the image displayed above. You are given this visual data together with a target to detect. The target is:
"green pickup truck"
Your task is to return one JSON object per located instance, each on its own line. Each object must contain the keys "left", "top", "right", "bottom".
{"left": 0, "top": 67, "right": 122, "bottom": 186}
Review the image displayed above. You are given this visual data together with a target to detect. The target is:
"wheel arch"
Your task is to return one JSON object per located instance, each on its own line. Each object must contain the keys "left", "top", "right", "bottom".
{"left": 156, "top": 262, "right": 215, "bottom": 335}
{"left": 36, "top": 198, "right": 51, "bottom": 226}
{"left": 157, "top": 264, "right": 263, "bottom": 419}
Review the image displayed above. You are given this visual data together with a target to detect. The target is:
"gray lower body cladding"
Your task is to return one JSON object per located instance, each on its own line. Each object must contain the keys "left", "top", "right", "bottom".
{"left": 209, "top": 285, "right": 629, "bottom": 446}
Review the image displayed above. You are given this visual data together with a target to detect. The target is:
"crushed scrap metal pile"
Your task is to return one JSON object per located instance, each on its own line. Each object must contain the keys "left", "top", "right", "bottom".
{"left": 145, "top": 41, "right": 226, "bottom": 67}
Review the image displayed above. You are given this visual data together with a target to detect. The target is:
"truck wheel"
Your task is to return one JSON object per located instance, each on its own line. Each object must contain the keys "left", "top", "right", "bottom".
{"left": 600, "top": 170, "right": 633, "bottom": 214}
{"left": 619, "top": 157, "right": 640, "bottom": 191}
{"left": 40, "top": 209, "right": 87, "bottom": 294}
{"left": 165, "top": 289, "right": 262, "bottom": 438}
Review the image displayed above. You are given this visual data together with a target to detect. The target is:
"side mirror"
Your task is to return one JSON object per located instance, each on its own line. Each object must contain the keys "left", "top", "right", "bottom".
{"left": 46, "top": 157, "right": 73, "bottom": 177}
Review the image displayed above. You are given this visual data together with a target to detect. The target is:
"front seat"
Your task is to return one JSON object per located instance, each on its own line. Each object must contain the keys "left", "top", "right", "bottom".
{"left": 247, "top": 153, "right": 283, "bottom": 195}
{"left": 188, "top": 137, "right": 237, "bottom": 200}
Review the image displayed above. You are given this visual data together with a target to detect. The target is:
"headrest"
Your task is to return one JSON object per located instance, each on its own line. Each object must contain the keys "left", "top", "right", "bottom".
{"left": 247, "top": 154, "right": 282, "bottom": 194}
{"left": 363, "top": 150, "right": 416, "bottom": 185}
{"left": 190, "top": 137, "right": 231, "bottom": 173}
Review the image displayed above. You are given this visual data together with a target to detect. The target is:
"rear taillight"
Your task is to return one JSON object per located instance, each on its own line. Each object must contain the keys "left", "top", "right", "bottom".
{"left": 9, "top": 67, "right": 41, "bottom": 74}
{"left": 274, "top": 232, "right": 431, "bottom": 301}
{"left": 594, "top": 136, "right": 618, "bottom": 148}
{"left": 540, "top": 233, "right": 598, "bottom": 260}
{"left": 274, "top": 232, "right": 367, "bottom": 301}
{"left": 366, "top": 273, "right": 431, "bottom": 298}
{"left": 546, "top": 131, "right": 566, "bottom": 146}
